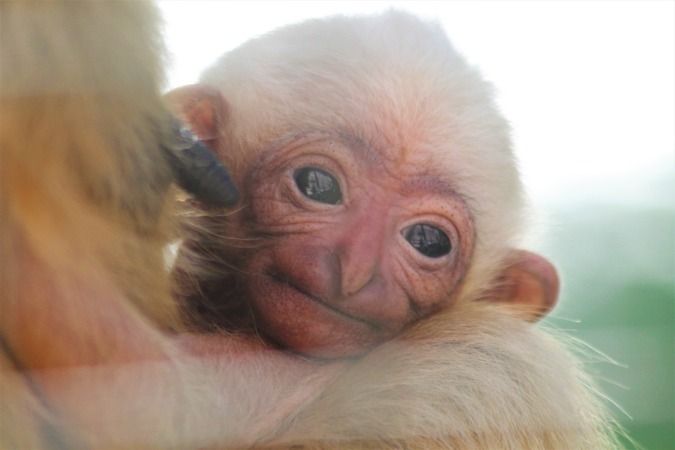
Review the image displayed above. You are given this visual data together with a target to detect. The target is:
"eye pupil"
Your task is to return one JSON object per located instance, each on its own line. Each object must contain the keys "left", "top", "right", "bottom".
{"left": 404, "top": 224, "right": 451, "bottom": 258}
{"left": 294, "top": 167, "right": 342, "bottom": 205}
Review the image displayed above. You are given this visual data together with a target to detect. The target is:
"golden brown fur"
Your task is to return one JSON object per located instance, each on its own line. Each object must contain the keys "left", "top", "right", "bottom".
{"left": 0, "top": 0, "right": 176, "bottom": 329}
{"left": 1, "top": 1, "right": 178, "bottom": 447}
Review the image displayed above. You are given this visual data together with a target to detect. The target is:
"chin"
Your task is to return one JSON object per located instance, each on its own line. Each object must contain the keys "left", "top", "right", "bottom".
{"left": 246, "top": 270, "right": 381, "bottom": 359}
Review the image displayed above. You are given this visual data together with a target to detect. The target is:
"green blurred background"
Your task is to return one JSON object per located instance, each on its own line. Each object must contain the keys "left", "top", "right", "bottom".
{"left": 539, "top": 189, "right": 674, "bottom": 449}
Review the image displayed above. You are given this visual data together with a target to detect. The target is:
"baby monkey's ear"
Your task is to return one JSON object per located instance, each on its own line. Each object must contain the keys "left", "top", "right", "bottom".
{"left": 164, "top": 84, "right": 228, "bottom": 150}
{"left": 489, "top": 250, "right": 560, "bottom": 321}
{"left": 163, "top": 85, "right": 237, "bottom": 207}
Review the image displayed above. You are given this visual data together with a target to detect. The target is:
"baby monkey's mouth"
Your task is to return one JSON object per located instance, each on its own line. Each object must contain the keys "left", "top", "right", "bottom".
{"left": 264, "top": 269, "right": 379, "bottom": 331}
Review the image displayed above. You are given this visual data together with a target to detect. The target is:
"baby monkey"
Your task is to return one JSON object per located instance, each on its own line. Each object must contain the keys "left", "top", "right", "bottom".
{"left": 171, "top": 12, "right": 559, "bottom": 359}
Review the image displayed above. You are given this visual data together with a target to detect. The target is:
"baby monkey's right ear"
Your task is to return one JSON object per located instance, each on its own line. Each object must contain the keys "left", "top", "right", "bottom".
{"left": 488, "top": 250, "right": 560, "bottom": 322}
{"left": 164, "top": 84, "right": 229, "bottom": 149}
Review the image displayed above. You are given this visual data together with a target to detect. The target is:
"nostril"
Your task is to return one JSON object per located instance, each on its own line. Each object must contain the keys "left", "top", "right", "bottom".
{"left": 335, "top": 216, "right": 385, "bottom": 298}
{"left": 339, "top": 253, "right": 378, "bottom": 298}
{"left": 268, "top": 244, "right": 341, "bottom": 303}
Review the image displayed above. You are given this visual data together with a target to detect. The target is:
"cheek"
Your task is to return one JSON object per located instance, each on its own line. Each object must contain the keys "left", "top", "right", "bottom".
{"left": 393, "top": 251, "right": 469, "bottom": 316}
{"left": 244, "top": 176, "right": 282, "bottom": 226}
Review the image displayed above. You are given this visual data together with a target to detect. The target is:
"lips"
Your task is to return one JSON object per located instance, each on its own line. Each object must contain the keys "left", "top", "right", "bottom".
{"left": 266, "top": 270, "right": 376, "bottom": 328}
{"left": 246, "top": 269, "right": 380, "bottom": 357}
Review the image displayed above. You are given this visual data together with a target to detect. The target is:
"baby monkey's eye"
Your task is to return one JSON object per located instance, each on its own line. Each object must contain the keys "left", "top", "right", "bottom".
{"left": 403, "top": 223, "right": 452, "bottom": 258}
{"left": 293, "top": 167, "right": 342, "bottom": 205}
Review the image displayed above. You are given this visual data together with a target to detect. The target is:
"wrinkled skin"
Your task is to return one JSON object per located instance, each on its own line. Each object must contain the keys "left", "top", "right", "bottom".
{"left": 169, "top": 15, "right": 558, "bottom": 361}
{"left": 239, "top": 133, "right": 475, "bottom": 358}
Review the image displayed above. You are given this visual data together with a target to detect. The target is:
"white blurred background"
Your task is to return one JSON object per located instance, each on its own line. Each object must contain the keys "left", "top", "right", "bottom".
{"left": 158, "top": 2, "right": 674, "bottom": 448}
{"left": 160, "top": 0, "right": 673, "bottom": 207}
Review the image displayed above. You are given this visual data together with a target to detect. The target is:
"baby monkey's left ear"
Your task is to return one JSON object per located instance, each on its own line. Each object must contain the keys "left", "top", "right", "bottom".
{"left": 490, "top": 250, "right": 560, "bottom": 321}
{"left": 163, "top": 84, "right": 238, "bottom": 207}
{"left": 164, "top": 84, "right": 228, "bottom": 151}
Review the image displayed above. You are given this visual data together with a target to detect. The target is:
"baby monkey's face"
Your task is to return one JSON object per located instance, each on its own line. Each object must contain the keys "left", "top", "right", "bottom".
{"left": 239, "top": 132, "right": 475, "bottom": 358}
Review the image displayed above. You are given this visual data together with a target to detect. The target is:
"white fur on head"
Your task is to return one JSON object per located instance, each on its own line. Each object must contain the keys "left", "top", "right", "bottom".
{"left": 202, "top": 11, "right": 525, "bottom": 302}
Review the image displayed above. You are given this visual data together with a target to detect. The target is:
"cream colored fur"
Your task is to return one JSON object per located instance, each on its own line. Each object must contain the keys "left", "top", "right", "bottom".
{"left": 271, "top": 302, "right": 618, "bottom": 449}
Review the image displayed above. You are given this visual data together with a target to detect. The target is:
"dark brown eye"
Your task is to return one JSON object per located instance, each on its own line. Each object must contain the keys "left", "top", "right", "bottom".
{"left": 403, "top": 223, "right": 451, "bottom": 258}
{"left": 293, "top": 167, "right": 342, "bottom": 205}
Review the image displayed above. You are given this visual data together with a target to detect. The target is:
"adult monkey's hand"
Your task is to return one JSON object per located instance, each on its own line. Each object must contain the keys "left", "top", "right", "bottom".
{"left": 162, "top": 114, "right": 240, "bottom": 208}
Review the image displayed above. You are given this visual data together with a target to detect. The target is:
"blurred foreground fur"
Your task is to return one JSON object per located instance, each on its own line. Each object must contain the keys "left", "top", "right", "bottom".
{"left": 0, "top": 1, "right": 178, "bottom": 447}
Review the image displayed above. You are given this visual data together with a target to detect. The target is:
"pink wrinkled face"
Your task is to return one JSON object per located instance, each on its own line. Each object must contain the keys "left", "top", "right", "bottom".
{"left": 239, "top": 133, "right": 475, "bottom": 358}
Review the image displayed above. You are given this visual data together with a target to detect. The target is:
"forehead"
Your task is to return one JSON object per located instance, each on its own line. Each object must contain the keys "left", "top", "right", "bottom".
{"left": 338, "top": 124, "right": 457, "bottom": 191}
{"left": 340, "top": 91, "right": 459, "bottom": 185}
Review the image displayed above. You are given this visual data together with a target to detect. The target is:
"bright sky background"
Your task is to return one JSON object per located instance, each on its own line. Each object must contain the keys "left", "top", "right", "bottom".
{"left": 159, "top": 1, "right": 674, "bottom": 207}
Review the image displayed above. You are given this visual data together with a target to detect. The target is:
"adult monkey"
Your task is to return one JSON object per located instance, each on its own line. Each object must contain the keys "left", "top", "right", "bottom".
{"left": 1, "top": 2, "right": 339, "bottom": 449}
{"left": 169, "top": 11, "right": 620, "bottom": 449}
